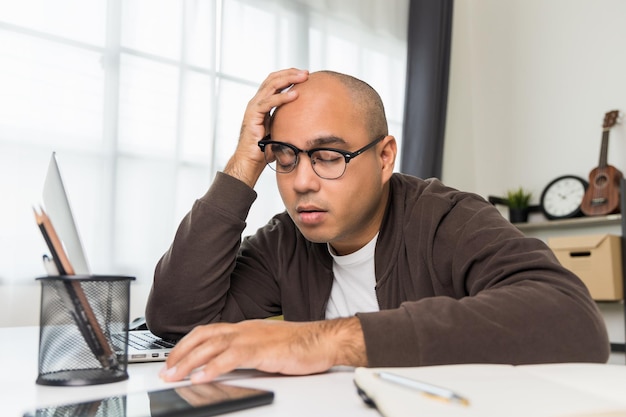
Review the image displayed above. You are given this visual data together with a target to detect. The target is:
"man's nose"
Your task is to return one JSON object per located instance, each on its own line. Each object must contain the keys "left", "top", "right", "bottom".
{"left": 292, "top": 155, "right": 321, "bottom": 192}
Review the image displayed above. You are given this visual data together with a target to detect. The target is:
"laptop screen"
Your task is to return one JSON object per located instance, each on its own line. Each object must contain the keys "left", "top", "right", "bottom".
{"left": 42, "top": 152, "right": 91, "bottom": 275}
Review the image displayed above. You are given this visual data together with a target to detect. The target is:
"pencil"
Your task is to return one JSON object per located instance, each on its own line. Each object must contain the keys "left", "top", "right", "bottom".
{"left": 33, "top": 206, "right": 73, "bottom": 275}
{"left": 34, "top": 206, "right": 119, "bottom": 370}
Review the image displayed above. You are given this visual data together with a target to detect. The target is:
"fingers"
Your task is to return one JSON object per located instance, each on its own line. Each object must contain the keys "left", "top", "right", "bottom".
{"left": 190, "top": 348, "right": 244, "bottom": 383}
{"left": 223, "top": 68, "right": 309, "bottom": 187}
{"left": 159, "top": 320, "right": 305, "bottom": 383}
{"left": 159, "top": 318, "right": 365, "bottom": 384}
{"left": 160, "top": 324, "right": 238, "bottom": 383}
{"left": 240, "top": 68, "right": 309, "bottom": 141}
{"left": 251, "top": 68, "right": 309, "bottom": 117}
{"left": 257, "top": 68, "right": 309, "bottom": 102}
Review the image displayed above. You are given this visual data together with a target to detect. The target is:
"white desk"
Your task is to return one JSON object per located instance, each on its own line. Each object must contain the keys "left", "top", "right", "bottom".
{"left": 1, "top": 326, "right": 379, "bottom": 417}
{"left": 7, "top": 326, "right": 626, "bottom": 417}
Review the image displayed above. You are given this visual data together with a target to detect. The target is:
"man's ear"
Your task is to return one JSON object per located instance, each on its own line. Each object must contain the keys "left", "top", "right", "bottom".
{"left": 380, "top": 135, "right": 397, "bottom": 179}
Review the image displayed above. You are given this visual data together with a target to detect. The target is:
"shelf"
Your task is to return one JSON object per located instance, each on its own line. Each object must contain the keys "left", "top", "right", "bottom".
{"left": 514, "top": 214, "right": 622, "bottom": 232}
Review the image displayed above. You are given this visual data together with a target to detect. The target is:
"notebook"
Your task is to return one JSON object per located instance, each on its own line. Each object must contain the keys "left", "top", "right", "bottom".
{"left": 354, "top": 363, "right": 626, "bottom": 417}
{"left": 42, "top": 152, "right": 175, "bottom": 363}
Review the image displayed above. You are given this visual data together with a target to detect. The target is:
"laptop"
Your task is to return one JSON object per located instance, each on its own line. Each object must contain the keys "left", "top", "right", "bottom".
{"left": 42, "top": 152, "right": 176, "bottom": 363}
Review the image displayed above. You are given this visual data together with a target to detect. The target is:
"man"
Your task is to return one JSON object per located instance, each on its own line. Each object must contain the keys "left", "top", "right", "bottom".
{"left": 148, "top": 68, "right": 609, "bottom": 384}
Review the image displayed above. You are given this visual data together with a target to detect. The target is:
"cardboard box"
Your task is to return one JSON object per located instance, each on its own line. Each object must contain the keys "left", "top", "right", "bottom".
{"left": 548, "top": 234, "right": 623, "bottom": 301}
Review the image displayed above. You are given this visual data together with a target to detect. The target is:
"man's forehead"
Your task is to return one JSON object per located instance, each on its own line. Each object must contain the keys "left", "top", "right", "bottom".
{"left": 270, "top": 75, "right": 363, "bottom": 144}
{"left": 289, "top": 72, "right": 345, "bottom": 96}
{"left": 274, "top": 77, "right": 349, "bottom": 120}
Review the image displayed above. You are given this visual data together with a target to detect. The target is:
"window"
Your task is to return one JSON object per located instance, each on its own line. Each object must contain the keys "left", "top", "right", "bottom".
{"left": 0, "top": 0, "right": 408, "bottom": 286}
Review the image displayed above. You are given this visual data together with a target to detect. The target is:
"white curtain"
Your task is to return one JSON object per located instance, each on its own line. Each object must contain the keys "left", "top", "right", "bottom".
{"left": 0, "top": 0, "right": 408, "bottom": 287}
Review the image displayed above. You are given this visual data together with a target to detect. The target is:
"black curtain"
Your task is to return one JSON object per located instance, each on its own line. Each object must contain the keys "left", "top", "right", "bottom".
{"left": 400, "top": 0, "right": 454, "bottom": 179}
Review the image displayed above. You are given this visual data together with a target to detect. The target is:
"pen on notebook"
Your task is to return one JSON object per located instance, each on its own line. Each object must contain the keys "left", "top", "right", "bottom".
{"left": 375, "top": 371, "right": 470, "bottom": 406}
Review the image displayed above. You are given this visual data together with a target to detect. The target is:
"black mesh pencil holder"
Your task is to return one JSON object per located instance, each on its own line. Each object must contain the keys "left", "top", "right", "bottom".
{"left": 36, "top": 275, "right": 136, "bottom": 386}
{"left": 23, "top": 395, "right": 126, "bottom": 417}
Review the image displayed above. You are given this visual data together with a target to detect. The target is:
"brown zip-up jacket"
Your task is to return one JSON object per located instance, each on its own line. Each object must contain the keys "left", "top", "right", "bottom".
{"left": 146, "top": 172, "right": 609, "bottom": 366}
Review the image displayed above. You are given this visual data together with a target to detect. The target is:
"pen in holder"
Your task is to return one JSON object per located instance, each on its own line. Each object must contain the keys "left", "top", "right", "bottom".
{"left": 36, "top": 274, "right": 135, "bottom": 386}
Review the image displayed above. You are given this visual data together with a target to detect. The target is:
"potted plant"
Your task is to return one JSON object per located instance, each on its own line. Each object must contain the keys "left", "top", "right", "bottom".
{"left": 506, "top": 187, "right": 532, "bottom": 223}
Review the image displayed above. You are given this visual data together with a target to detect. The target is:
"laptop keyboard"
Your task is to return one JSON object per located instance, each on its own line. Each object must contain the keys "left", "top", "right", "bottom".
{"left": 113, "top": 332, "right": 177, "bottom": 350}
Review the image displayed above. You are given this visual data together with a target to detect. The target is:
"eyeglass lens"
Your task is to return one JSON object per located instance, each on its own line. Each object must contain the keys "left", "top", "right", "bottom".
{"left": 264, "top": 143, "right": 347, "bottom": 179}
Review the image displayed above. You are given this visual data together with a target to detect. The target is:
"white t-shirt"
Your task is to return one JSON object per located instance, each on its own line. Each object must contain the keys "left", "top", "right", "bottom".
{"left": 325, "top": 233, "right": 380, "bottom": 319}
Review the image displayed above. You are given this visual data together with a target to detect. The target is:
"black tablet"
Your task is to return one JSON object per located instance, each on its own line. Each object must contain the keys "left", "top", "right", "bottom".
{"left": 23, "top": 382, "right": 274, "bottom": 417}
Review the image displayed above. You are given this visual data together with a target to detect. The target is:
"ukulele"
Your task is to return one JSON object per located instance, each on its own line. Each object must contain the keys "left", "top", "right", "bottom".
{"left": 580, "top": 110, "right": 623, "bottom": 216}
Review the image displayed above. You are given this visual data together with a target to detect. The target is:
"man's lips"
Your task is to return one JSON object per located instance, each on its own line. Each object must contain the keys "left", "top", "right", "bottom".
{"left": 296, "top": 205, "right": 325, "bottom": 213}
{"left": 295, "top": 205, "right": 327, "bottom": 225}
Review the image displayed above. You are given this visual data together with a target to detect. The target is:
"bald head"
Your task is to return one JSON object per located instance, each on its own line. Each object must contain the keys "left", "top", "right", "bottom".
{"left": 271, "top": 70, "right": 388, "bottom": 139}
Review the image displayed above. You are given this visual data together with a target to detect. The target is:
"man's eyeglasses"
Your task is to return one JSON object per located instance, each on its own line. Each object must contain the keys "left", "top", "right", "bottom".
{"left": 258, "top": 135, "right": 385, "bottom": 180}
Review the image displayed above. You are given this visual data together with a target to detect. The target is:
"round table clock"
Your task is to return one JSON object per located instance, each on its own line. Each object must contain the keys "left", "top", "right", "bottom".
{"left": 539, "top": 175, "right": 588, "bottom": 220}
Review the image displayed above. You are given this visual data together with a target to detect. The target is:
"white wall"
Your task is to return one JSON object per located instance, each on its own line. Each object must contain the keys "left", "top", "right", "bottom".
{"left": 444, "top": 0, "right": 626, "bottom": 209}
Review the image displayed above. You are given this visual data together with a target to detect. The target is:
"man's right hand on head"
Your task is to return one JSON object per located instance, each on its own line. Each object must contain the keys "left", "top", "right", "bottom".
{"left": 224, "top": 68, "right": 309, "bottom": 189}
